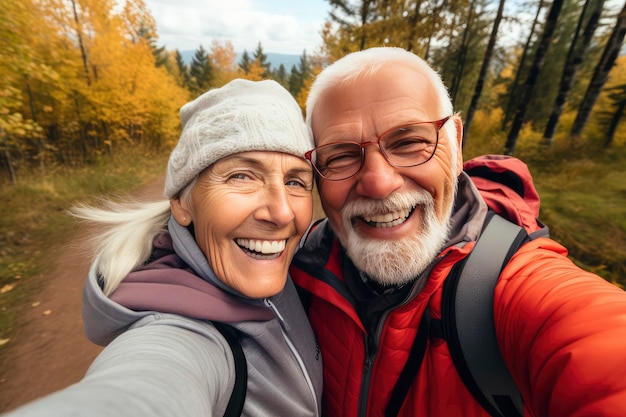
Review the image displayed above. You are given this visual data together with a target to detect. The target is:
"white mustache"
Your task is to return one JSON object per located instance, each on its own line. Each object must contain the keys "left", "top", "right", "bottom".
{"left": 342, "top": 189, "right": 434, "bottom": 223}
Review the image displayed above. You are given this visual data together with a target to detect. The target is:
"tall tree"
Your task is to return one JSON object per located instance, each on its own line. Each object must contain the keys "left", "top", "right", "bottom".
{"left": 273, "top": 64, "right": 289, "bottom": 88}
{"left": 288, "top": 64, "right": 301, "bottom": 96}
{"left": 464, "top": 0, "right": 506, "bottom": 143}
{"left": 323, "top": 0, "right": 379, "bottom": 57}
{"left": 543, "top": 0, "right": 605, "bottom": 145}
{"left": 502, "top": 0, "right": 545, "bottom": 130}
{"left": 435, "top": 0, "right": 494, "bottom": 114}
{"left": 189, "top": 45, "right": 212, "bottom": 95}
{"left": 147, "top": 40, "right": 167, "bottom": 68}
{"left": 288, "top": 50, "right": 312, "bottom": 97}
{"left": 602, "top": 83, "right": 626, "bottom": 147}
{"left": 504, "top": 0, "right": 565, "bottom": 154}
{"left": 405, "top": 0, "right": 425, "bottom": 53}
{"left": 329, "top": 0, "right": 377, "bottom": 50}
{"left": 449, "top": 0, "right": 480, "bottom": 106}
{"left": 525, "top": 0, "right": 583, "bottom": 124}
{"left": 239, "top": 50, "right": 252, "bottom": 74}
{"left": 174, "top": 49, "right": 190, "bottom": 89}
{"left": 70, "top": 0, "right": 91, "bottom": 86}
{"left": 252, "top": 42, "right": 271, "bottom": 79}
{"left": 242, "top": 60, "right": 266, "bottom": 81}
{"left": 122, "top": 0, "right": 166, "bottom": 66}
{"left": 209, "top": 40, "right": 238, "bottom": 87}
{"left": 0, "top": 0, "right": 44, "bottom": 180}
{"left": 570, "top": 2, "right": 626, "bottom": 138}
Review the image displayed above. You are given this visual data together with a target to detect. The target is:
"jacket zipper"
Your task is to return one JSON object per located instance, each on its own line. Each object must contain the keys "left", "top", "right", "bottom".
{"left": 358, "top": 334, "right": 375, "bottom": 417}
{"left": 264, "top": 298, "right": 320, "bottom": 417}
{"left": 356, "top": 254, "right": 449, "bottom": 416}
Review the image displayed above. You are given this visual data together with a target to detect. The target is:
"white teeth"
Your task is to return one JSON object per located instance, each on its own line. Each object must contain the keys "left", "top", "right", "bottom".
{"left": 236, "top": 239, "right": 286, "bottom": 254}
{"left": 362, "top": 206, "right": 414, "bottom": 228}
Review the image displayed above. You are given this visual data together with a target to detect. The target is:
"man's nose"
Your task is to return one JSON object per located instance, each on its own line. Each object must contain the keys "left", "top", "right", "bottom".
{"left": 354, "top": 145, "right": 403, "bottom": 199}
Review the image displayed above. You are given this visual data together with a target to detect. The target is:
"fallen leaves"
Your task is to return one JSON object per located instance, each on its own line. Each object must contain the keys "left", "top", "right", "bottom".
{"left": 0, "top": 283, "right": 16, "bottom": 294}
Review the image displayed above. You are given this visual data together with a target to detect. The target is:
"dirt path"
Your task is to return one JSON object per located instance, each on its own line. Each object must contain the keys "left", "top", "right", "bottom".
{"left": 0, "top": 176, "right": 166, "bottom": 413}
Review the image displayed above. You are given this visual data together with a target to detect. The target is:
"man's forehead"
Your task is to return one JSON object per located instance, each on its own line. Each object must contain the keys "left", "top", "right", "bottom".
{"left": 315, "top": 64, "right": 438, "bottom": 110}
{"left": 311, "top": 74, "right": 441, "bottom": 137}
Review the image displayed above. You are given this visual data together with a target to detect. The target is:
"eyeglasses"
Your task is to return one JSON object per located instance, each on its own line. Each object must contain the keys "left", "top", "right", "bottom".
{"left": 305, "top": 116, "right": 451, "bottom": 181}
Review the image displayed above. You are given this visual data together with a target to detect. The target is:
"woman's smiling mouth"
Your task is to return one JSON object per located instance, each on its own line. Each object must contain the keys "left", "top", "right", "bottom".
{"left": 235, "top": 238, "right": 287, "bottom": 259}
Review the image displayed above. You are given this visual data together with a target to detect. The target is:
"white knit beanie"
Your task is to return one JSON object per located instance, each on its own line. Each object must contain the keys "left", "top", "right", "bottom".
{"left": 164, "top": 79, "right": 313, "bottom": 198}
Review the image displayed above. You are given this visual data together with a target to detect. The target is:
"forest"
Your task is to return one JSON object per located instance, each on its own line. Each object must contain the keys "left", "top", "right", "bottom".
{"left": 0, "top": 0, "right": 625, "bottom": 287}
{"left": 1, "top": 0, "right": 625, "bottom": 184}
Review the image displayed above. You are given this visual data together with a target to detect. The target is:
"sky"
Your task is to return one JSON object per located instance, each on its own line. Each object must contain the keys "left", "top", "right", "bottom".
{"left": 143, "top": 0, "right": 331, "bottom": 55}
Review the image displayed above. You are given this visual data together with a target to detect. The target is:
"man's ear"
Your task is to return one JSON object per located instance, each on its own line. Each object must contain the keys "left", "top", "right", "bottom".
{"left": 452, "top": 115, "right": 464, "bottom": 174}
{"left": 170, "top": 197, "right": 192, "bottom": 226}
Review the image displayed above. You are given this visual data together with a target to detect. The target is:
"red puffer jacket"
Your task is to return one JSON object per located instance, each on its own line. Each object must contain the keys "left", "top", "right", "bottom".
{"left": 291, "top": 220, "right": 626, "bottom": 417}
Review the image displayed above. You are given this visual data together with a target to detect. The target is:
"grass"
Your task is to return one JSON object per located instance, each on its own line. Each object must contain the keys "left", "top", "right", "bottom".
{"left": 464, "top": 124, "right": 626, "bottom": 288}
{"left": 530, "top": 152, "right": 626, "bottom": 287}
{"left": 0, "top": 146, "right": 169, "bottom": 349}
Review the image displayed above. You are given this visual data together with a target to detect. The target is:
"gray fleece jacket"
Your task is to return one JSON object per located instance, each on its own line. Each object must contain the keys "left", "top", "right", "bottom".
{"left": 3, "top": 217, "right": 322, "bottom": 417}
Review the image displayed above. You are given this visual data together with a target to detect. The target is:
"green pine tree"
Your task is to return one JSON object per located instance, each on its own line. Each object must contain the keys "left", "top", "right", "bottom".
{"left": 189, "top": 45, "right": 213, "bottom": 95}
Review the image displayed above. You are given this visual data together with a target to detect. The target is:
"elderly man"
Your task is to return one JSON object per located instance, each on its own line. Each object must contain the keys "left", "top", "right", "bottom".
{"left": 291, "top": 47, "right": 626, "bottom": 417}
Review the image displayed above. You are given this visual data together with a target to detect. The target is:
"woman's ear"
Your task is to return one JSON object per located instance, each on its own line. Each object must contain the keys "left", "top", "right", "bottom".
{"left": 170, "top": 197, "right": 192, "bottom": 226}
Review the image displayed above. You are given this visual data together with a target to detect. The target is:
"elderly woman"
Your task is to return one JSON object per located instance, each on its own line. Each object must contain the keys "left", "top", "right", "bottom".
{"left": 3, "top": 79, "right": 322, "bottom": 417}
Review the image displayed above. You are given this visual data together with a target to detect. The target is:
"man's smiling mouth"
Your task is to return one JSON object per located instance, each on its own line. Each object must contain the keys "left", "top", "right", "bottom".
{"left": 360, "top": 205, "right": 416, "bottom": 228}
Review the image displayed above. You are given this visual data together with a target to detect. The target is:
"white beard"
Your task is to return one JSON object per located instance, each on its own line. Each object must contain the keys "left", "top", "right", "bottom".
{"left": 338, "top": 189, "right": 453, "bottom": 286}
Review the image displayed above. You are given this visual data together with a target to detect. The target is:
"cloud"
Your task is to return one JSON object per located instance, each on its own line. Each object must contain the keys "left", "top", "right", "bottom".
{"left": 146, "top": 0, "right": 325, "bottom": 54}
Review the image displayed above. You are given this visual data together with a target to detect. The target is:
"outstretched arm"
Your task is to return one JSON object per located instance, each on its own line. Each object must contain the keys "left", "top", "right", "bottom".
{"left": 496, "top": 238, "right": 626, "bottom": 417}
{"left": 2, "top": 318, "right": 235, "bottom": 417}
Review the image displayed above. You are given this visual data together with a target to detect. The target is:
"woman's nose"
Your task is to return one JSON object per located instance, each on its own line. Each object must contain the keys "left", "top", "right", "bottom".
{"left": 255, "top": 185, "right": 295, "bottom": 226}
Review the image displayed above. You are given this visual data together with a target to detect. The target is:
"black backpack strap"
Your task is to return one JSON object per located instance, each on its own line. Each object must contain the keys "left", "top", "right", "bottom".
{"left": 212, "top": 322, "right": 247, "bottom": 417}
{"left": 385, "top": 308, "right": 432, "bottom": 417}
{"left": 442, "top": 212, "right": 526, "bottom": 417}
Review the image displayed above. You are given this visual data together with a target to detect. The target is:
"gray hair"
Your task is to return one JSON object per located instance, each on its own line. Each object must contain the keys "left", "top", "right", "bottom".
{"left": 305, "top": 47, "right": 458, "bottom": 157}
{"left": 70, "top": 200, "right": 171, "bottom": 295}
{"left": 70, "top": 175, "right": 200, "bottom": 296}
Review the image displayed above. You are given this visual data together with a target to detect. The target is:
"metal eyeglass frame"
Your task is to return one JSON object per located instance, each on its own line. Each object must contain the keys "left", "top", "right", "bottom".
{"left": 305, "top": 116, "right": 451, "bottom": 181}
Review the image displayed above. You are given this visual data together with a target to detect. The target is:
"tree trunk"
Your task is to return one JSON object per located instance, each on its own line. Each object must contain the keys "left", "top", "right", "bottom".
{"left": 359, "top": 0, "right": 375, "bottom": 50}
{"left": 424, "top": 32, "right": 433, "bottom": 61}
{"left": 570, "top": 2, "right": 626, "bottom": 138}
{"left": 406, "top": 0, "right": 424, "bottom": 52}
{"left": 605, "top": 98, "right": 625, "bottom": 147}
{"left": 450, "top": 0, "right": 477, "bottom": 106}
{"left": 505, "top": 0, "right": 565, "bottom": 155}
{"left": 71, "top": 0, "right": 91, "bottom": 86}
{"left": 25, "top": 81, "right": 47, "bottom": 172}
{"left": 463, "top": 0, "right": 506, "bottom": 145}
{"left": 502, "top": 0, "right": 544, "bottom": 130}
{"left": 543, "top": 0, "right": 604, "bottom": 146}
{"left": 73, "top": 94, "right": 88, "bottom": 164}
{"left": 1, "top": 132, "right": 17, "bottom": 185}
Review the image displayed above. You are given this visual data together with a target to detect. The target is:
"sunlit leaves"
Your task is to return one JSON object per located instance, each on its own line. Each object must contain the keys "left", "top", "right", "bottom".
{"left": 0, "top": 0, "right": 188, "bottom": 181}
